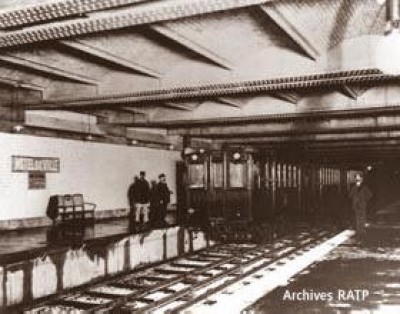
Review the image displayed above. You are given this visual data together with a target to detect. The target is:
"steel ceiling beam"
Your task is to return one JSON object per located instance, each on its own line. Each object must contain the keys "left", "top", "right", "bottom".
{"left": 305, "top": 150, "right": 400, "bottom": 156}
{"left": 0, "top": 0, "right": 152, "bottom": 30}
{"left": 301, "top": 139, "right": 400, "bottom": 149}
{"left": 218, "top": 130, "right": 400, "bottom": 144}
{"left": 0, "top": 0, "right": 274, "bottom": 49}
{"left": 58, "top": 40, "right": 161, "bottom": 78}
{"left": 128, "top": 102, "right": 400, "bottom": 129}
{"left": 163, "top": 102, "right": 195, "bottom": 111}
{"left": 340, "top": 84, "right": 359, "bottom": 100}
{"left": 166, "top": 115, "right": 400, "bottom": 137}
{"left": 269, "top": 91, "right": 300, "bottom": 104}
{"left": 23, "top": 69, "right": 389, "bottom": 110}
{"left": 0, "top": 76, "right": 44, "bottom": 91}
{"left": 120, "top": 106, "right": 151, "bottom": 116}
{"left": 149, "top": 24, "right": 232, "bottom": 70}
{"left": 0, "top": 54, "right": 98, "bottom": 85}
{"left": 259, "top": 3, "right": 320, "bottom": 60}
{"left": 217, "top": 97, "right": 246, "bottom": 108}
{"left": 245, "top": 140, "right": 400, "bottom": 150}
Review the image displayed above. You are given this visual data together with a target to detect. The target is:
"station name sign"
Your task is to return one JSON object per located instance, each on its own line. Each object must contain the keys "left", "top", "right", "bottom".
{"left": 12, "top": 156, "right": 60, "bottom": 173}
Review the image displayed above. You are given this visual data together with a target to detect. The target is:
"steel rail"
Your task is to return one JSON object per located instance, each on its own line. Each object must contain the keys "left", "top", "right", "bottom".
{"left": 24, "top": 229, "right": 332, "bottom": 313}
{"left": 156, "top": 231, "right": 331, "bottom": 313}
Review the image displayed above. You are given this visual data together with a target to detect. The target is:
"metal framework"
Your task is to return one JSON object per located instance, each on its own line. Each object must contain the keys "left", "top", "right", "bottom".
{"left": 259, "top": 3, "right": 320, "bottom": 60}
{"left": 0, "top": 0, "right": 151, "bottom": 29}
{"left": 150, "top": 24, "right": 233, "bottom": 69}
{"left": 0, "top": 0, "right": 273, "bottom": 49}
{"left": 24, "top": 69, "right": 389, "bottom": 109}
{"left": 0, "top": 54, "right": 99, "bottom": 85}
{"left": 58, "top": 40, "right": 161, "bottom": 78}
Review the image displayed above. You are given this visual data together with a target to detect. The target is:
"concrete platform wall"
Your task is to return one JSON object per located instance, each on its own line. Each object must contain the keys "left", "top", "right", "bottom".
{"left": 0, "top": 132, "right": 180, "bottom": 228}
{"left": 0, "top": 226, "right": 210, "bottom": 310}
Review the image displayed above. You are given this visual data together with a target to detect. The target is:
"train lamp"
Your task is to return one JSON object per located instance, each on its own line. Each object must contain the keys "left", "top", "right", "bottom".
{"left": 183, "top": 147, "right": 195, "bottom": 155}
{"left": 233, "top": 152, "right": 241, "bottom": 161}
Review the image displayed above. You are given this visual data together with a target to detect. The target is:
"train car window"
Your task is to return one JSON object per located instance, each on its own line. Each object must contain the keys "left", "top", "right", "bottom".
{"left": 276, "top": 163, "right": 281, "bottom": 188}
{"left": 265, "top": 161, "right": 270, "bottom": 189}
{"left": 188, "top": 164, "right": 205, "bottom": 188}
{"left": 212, "top": 162, "right": 223, "bottom": 188}
{"left": 282, "top": 163, "right": 287, "bottom": 188}
{"left": 271, "top": 161, "right": 276, "bottom": 185}
{"left": 253, "top": 162, "right": 261, "bottom": 189}
{"left": 229, "top": 162, "right": 246, "bottom": 188}
{"left": 293, "top": 164, "right": 296, "bottom": 188}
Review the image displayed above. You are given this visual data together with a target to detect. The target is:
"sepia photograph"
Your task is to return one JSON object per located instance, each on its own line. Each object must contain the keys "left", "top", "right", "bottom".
{"left": 0, "top": 0, "right": 400, "bottom": 313}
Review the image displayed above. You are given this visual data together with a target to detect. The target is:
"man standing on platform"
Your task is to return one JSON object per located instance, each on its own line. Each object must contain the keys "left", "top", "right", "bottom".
{"left": 128, "top": 175, "right": 138, "bottom": 221}
{"left": 155, "top": 173, "right": 172, "bottom": 227}
{"left": 349, "top": 173, "right": 372, "bottom": 241}
{"left": 134, "top": 171, "right": 151, "bottom": 229}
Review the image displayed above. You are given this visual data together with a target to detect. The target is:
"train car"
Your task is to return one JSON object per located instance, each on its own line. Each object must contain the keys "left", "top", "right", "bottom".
{"left": 182, "top": 147, "right": 356, "bottom": 241}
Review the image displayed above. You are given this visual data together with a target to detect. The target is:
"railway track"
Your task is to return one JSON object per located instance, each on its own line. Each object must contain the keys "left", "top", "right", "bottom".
{"left": 24, "top": 228, "right": 333, "bottom": 314}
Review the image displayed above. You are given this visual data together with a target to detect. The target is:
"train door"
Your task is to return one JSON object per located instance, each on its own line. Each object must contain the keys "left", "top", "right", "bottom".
{"left": 209, "top": 152, "right": 225, "bottom": 221}
{"left": 185, "top": 151, "right": 208, "bottom": 227}
{"left": 252, "top": 154, "right": 269, "bottom": 222}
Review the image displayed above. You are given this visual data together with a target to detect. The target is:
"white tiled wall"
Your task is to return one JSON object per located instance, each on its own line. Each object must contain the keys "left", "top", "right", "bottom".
{"left": 0, "top": 133, "right": 180, "bottom": 220}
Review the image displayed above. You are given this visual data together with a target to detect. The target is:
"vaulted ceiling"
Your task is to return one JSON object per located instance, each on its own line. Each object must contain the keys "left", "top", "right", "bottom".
{"left": 1, "top": 0, "right": 400, "bottom": 163}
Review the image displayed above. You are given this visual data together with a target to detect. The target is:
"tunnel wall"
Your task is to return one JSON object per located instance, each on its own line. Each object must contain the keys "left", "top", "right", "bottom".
{"left": 0, "top": 132, "right": 181, "bottom": 229}
{"left": 364, "top": 162, "right": 400, "bottom": 222}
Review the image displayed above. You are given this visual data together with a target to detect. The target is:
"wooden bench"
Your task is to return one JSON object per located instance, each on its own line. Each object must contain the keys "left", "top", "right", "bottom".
{"left": 48, "top": 194, "right": 96, "bottom": 224}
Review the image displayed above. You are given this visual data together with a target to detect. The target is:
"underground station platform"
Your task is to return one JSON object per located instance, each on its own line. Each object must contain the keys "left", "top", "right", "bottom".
{"left": 3, "top": 0, "right": 400, "bottom": 313}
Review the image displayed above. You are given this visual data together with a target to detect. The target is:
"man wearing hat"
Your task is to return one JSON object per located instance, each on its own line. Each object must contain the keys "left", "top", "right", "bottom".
{"left": 127, "top": 175, "right": 139, "bottom": 221}
{"left": 349, "top": 173, "right": 372, "bottom": 241}
{"left": 133, "top": 171, "right": 151, "bottom": 228}
{"left": 155, "top": 173, "right": 172, "bottom": 227}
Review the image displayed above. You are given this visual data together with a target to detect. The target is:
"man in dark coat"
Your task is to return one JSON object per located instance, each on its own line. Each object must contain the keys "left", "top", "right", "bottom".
{"left": 155, "top": 173, "right": 172, "bottom": 227}
{"left": 149, "top": 180, "right": 158, "bottom": 227}
{"left": 349, "top": 173, "right": 372, "bottom": 240}
{"left": 46, "top": 195, "right": 60, "bottom": 224}
{"left": 132, "top": 171, "right": 151, "bottom": 226}
{"left": 127, "top": 175, "right": 138, "bottom": 220}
